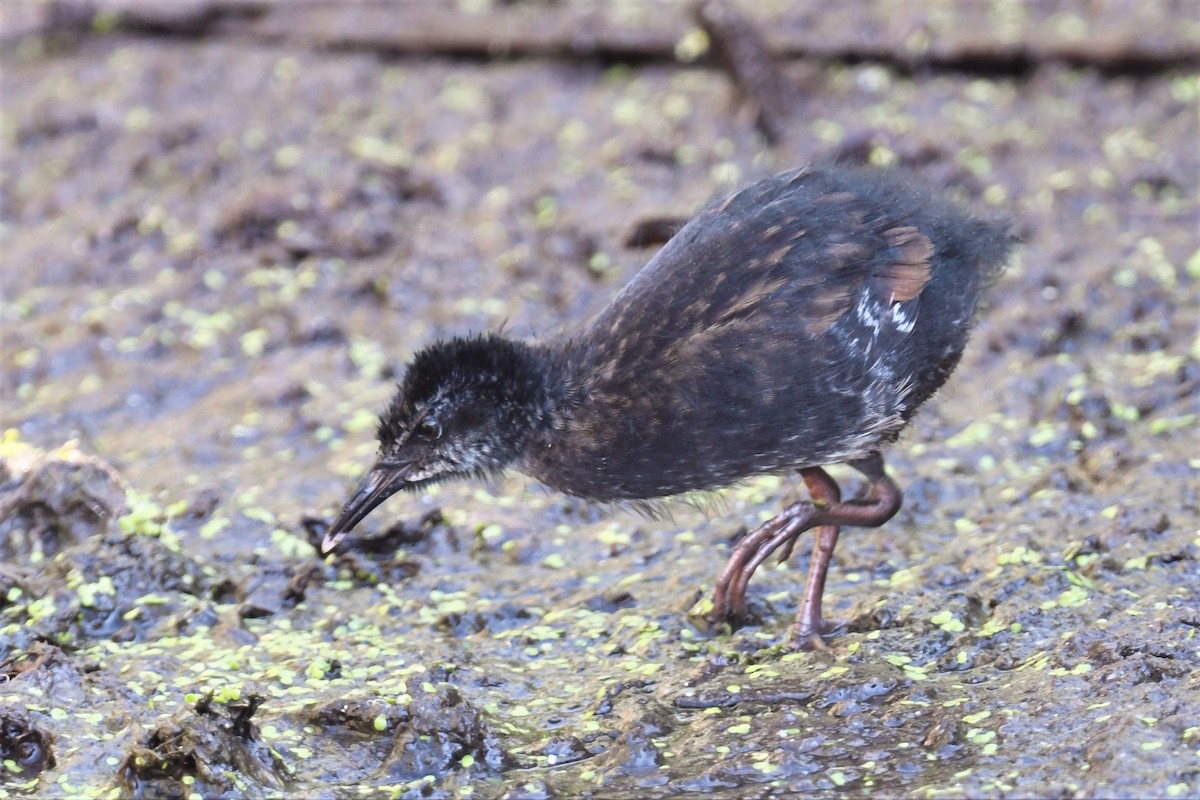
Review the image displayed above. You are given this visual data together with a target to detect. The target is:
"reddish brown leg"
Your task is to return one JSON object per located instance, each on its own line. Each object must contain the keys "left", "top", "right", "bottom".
{"left": 708, "top": 453, "right": 903, "bottom": 648}
{"left": 711, "top": 468, "right": 839, "bottom": 625}
{"left": 791, "top": 453, "right": 902, "bottom": 647}
{"left": 791, "top": 525, "right": 841, "bottom": 648}
{"left": 776, "top": 467, "right": 842, "bottom": 564}
{"left": 790, "top": 469, "right": 842, "bottom": 650}
{"left": 711, "top": 501, "right": 819, "bottom": 623}
{"left": 725, "top": 467, "right": 843, "bottom": 622}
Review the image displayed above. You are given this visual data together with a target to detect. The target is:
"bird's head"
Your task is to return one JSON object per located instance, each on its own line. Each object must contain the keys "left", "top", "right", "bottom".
{"left": 323, "top": 333, "right": 550, "bottom": 551}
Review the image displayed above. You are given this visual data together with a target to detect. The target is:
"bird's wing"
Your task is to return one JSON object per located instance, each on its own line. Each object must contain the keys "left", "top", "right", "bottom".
{"left": 590, "top": 168, "right": 935, "bottom": 355}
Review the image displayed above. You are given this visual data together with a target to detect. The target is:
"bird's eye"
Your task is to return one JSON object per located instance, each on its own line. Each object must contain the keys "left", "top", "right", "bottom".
{"left": 416, "top": 416, "right": 442, "bottom": 439}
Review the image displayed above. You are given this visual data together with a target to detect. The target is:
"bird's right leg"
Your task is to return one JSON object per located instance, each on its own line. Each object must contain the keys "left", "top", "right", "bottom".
{"left": 790, "top": 453, "right": 901, "bottom": 647}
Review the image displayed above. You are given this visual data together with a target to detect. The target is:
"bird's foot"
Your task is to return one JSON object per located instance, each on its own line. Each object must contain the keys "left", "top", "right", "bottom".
{"left": 789, "top": 616, "right": 843, "bottom": 651}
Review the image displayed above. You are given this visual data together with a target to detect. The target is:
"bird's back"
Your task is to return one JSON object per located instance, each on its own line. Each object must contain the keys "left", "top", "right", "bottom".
{"left": 528, "top": 165, "right": 1011, "bottom": 501}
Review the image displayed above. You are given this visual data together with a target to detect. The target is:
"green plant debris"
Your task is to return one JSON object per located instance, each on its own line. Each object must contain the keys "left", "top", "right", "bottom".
{"left": 1049, "top": 663, "right": 1092, "bottom": 676}
{"left": 1124, "top": 555, "right": 1151, "bottom": 571}
{"left": 998, "top": 545, "right": 1042, "bottom": 566}
{"left": 75, "top": 577, "right": 117, "bottom": 607}
{"left": 931, "top": 610, "right": 966, "bottom": 633}
{"left": 1041, "top": 585, "right": 1090, "bottom": 610}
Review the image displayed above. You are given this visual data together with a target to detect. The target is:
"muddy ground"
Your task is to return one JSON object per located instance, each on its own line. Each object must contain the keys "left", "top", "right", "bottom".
{"left": 2, "top": 1, "right": 1198, "bottom": 798}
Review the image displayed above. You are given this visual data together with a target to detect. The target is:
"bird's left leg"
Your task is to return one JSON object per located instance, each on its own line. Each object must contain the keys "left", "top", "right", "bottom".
{"left": 711, "top": 500, "right": 820, "bottom": 624}
{"left": 710, "top": 467, "right": 840, "bottom": 624}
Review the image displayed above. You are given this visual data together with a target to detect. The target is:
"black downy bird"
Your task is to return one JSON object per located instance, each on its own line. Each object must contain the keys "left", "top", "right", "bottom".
{"left": 324, "top": 164, "right": 1011, "bottom": 647}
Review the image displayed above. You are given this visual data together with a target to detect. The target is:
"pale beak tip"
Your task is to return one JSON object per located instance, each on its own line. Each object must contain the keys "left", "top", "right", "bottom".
{"left": 320, "top": 530, "right": 345, "bottom": 553}
{"left": 321, "top": 461, "right": 407, "bottom": 554}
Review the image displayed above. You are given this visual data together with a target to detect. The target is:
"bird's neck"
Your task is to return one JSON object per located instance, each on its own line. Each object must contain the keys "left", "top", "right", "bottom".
{"left": 487, "top": 338, "right": 569, "bottom": 460}
{"left": 506, "top": 339, "right": 581, "bottom": 460}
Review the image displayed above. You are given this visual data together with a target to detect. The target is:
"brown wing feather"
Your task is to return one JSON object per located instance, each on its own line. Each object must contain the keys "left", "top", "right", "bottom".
{"left": 878, "top": 226, "right": 934, "bottom": 303}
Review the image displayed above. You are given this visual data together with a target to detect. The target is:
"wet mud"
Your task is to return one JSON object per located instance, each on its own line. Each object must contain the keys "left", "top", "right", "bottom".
{"left": 2, "top": 2, "right": 1198, "bottom": 797}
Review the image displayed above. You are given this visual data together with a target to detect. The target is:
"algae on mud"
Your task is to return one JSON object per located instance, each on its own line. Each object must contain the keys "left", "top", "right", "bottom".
{"left": 2, "top": 2, "right": 1199, "bottom": 797}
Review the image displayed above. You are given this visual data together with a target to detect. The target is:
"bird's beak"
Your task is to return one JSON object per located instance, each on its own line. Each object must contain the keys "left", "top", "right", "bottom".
{"left": 322, "top": 462, "right": 412, "bottom": 553}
